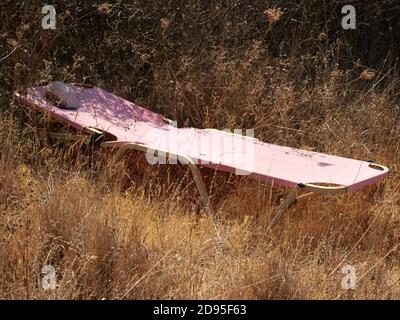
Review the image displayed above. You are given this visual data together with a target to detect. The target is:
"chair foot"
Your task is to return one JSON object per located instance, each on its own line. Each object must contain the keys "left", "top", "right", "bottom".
{"left": 266, "top": 188, "right": 297, "bottom": 230}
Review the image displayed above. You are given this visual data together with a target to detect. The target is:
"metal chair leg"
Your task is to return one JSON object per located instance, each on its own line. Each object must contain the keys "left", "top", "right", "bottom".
{"left": 186, "top": 161, "right": 215, "bottom": 217}
{"left": 101, "top": 141, "right": 216, "bottom": 218}
{"left": 266, "top": 188, "right": 297, "bottom": 230}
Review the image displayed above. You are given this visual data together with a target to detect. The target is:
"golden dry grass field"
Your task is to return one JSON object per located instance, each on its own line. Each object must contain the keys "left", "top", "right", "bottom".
{"left": 0, "top": 1, "right": 400, "bottom": 299}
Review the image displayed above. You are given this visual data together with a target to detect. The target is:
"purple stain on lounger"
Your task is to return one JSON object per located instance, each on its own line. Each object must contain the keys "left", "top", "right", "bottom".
{"left": 317, "top": 162, "right": 333, "bottom": 167}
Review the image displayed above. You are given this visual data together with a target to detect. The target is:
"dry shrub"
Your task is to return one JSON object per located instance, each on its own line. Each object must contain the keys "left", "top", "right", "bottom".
{"left": 0, "top": 1, "right": 400, "bottom": 299}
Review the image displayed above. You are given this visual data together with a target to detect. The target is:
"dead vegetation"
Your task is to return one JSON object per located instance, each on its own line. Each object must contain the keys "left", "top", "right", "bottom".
{"left": 0, "top": 1, "right": 400, "bottom": 299}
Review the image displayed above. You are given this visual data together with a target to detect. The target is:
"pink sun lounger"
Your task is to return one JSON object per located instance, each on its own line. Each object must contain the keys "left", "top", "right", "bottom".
{"left": 17, "top": 82, "right": 389, "bottom": 227}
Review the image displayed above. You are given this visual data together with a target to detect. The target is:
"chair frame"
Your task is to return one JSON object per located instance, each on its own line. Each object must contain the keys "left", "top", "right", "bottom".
{"left": 46, "top": 125, "right": 352, "bottom": 227}
{"left": 16, "top": 91, "right": 387, "bottom": 228}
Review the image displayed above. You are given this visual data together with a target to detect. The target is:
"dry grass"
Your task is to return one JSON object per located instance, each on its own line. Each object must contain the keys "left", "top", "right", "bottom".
{"left": 1, "top": 1, "right": 400, "bottom": 299}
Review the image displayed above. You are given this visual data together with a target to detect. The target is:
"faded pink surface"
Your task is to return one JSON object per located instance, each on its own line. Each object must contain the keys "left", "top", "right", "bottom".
{"left": 21, "top": 84, "right": 389, "bottom": 191}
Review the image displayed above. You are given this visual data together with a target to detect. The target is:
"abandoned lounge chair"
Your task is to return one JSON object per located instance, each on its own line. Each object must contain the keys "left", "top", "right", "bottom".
{"left": 16, "top": 82, "right": 389, "bottom": 228}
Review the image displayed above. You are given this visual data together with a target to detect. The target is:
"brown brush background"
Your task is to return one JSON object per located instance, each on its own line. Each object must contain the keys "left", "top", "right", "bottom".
{"left": 0, "top": 0, "right": 400, "bottom": 299}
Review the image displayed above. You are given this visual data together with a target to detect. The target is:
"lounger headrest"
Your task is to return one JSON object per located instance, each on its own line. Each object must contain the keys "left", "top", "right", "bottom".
{"left": 45, "top": 81, "right": 80, "bottom": 110}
